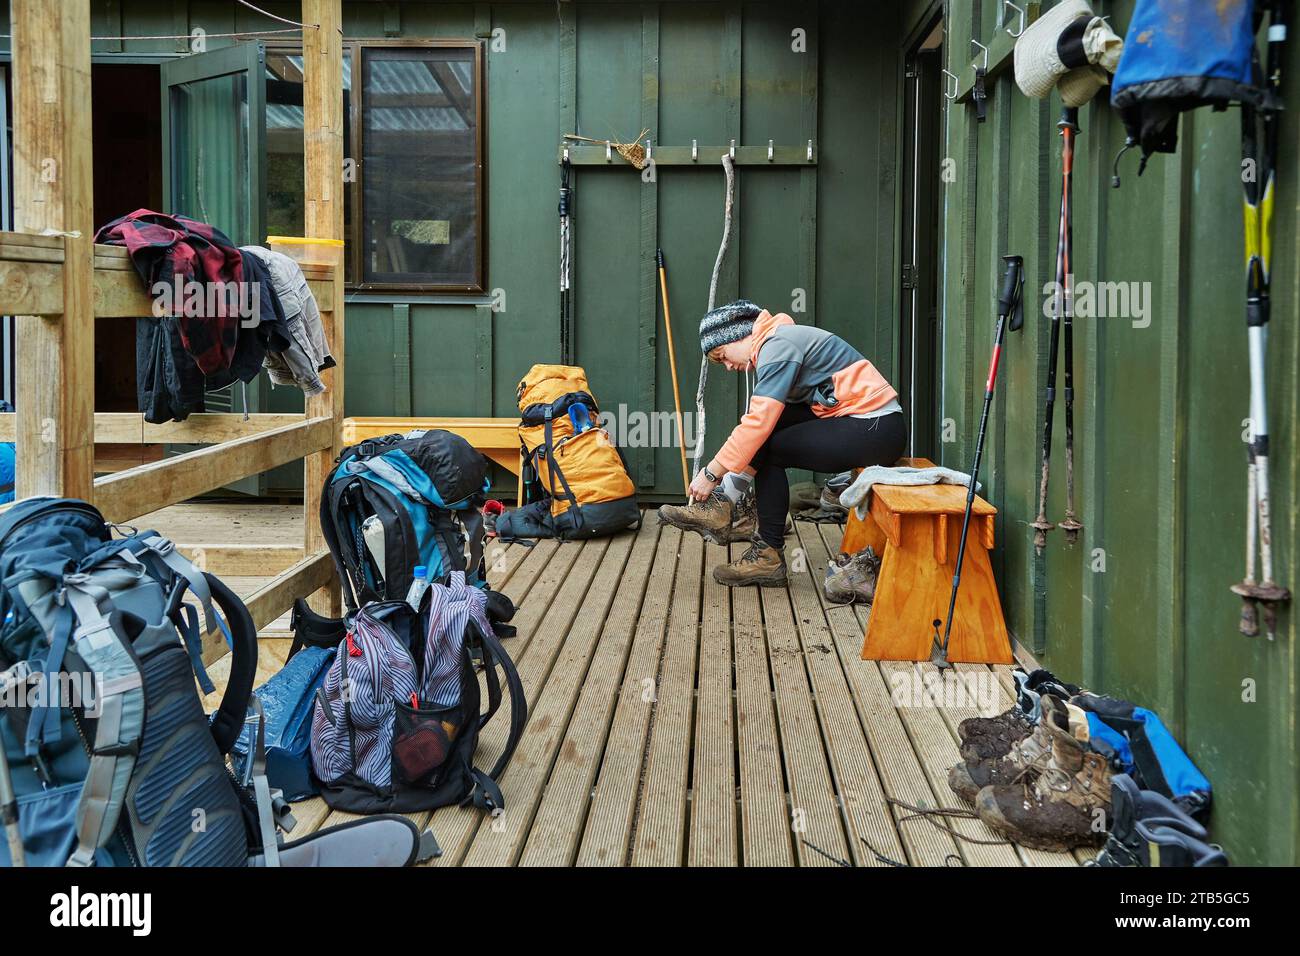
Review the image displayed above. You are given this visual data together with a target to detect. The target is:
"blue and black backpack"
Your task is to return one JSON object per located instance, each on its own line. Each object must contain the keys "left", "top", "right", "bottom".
{"left": 0, "top": 497, "right": 436, "bottom": 867}
{"left": 321, "top": 429, "right": 491, "bottom": 611}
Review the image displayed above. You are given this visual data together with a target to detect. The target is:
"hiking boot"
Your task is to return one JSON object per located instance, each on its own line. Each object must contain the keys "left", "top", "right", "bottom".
{"left": 657, "top": 491, "right": 733, "bottom": 543}
{"left": 818, "top": 471, "right": 853, "bottom": 515}
{"left": 947, "top": 708, "right": 1039, "bottom": 803}
{"left": 1092, "top": 774, "right": 1213, "bottom": 867}
{"left": 713, "top": 540, "right": 787, "bottom": 588}
{"left": 974, "top": 697, "right": 1112, "bottom": 851}
{"left": 823, "top": 547, "right": 881, "bottom": 605}
{"left": 715, "top": 492, "right": 794, "bottom": 544}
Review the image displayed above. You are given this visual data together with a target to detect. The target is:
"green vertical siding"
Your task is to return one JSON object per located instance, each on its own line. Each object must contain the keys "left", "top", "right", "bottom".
{"left": 927, "top": 0, "right": 1299, "bottom": 864}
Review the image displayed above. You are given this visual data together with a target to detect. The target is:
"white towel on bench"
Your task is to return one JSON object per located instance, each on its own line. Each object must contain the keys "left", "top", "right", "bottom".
{"left": 839, "top": 465, "right": 980, "bottom": 520}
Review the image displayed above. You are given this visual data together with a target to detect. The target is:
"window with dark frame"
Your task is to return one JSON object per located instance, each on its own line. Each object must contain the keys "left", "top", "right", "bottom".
{"left": 263, "top": 39, "right": 484, "bottom": 293}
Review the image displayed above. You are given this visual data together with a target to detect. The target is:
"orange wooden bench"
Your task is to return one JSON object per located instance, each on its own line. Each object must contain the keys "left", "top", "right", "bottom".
{"left": 840, "top": 458, "right": 1011, "bottom": 665}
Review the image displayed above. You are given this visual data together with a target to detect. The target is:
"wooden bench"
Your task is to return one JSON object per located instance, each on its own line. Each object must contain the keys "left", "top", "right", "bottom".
{"left": 840, "top": 458, "right": 1011, "bottom": 664}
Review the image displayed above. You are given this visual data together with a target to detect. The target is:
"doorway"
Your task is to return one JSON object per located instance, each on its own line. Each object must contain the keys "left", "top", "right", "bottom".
{"left": 898, "top": 17, "right": 944, "bottom": 459}
{"left": 92, "top": 63, "right": 164, "bottom": 414}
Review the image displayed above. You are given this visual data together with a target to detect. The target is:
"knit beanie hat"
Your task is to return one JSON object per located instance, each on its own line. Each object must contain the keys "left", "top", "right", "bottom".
{"left": 699, "top": 299, "right": 761, "bottom": 355}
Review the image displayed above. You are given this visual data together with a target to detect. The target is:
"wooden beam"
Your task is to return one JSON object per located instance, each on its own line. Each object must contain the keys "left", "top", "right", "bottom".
{"left": 200, "top": 550, "right": 335, "bottom": 665}
{"left": 302, "top": 0, "right": 346, "bottom": 616}
{"left": 10, "top": 0, "right": 95, "bottom": 499}
{"left": 0, "top": 411, "right": 307, "bottom": 444}
{"left": 93, "top": 417, "right": 333, "bottom": 524}
{"left": 0, "top": 240, "right": 334, "bottom": 317}
{"left": 179, "top": 544, "right": 305, "bottom": 577}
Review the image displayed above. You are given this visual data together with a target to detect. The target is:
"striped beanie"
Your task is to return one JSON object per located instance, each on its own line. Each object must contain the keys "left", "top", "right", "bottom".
{"left": 699, "top": 300, "right": 761, "bottom": 355}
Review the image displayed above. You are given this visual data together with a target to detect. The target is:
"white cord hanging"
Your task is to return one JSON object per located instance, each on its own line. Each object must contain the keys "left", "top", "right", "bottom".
{"left": 692, "top": 153, "right": 736, "bottom": 476}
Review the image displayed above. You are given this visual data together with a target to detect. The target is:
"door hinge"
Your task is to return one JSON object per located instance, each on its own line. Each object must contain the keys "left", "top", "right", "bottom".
{"left": 902, "top": 264, "right": 919, "bottom": 290}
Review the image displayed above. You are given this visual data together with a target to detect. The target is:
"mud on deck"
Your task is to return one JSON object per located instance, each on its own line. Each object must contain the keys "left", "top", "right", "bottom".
{"left": 183, "top": 506, "right": 1089, "bottom": 867}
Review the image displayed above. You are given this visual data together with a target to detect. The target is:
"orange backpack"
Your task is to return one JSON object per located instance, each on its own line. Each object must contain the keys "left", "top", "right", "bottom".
{"left": 497, "top": 365, "right": 640, "bottom": 541}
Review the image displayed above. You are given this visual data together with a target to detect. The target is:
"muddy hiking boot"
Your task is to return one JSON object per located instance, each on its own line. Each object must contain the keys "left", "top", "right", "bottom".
{"left": 947, "top": 707, "right": 1040, "bottom": 803}
{"left": 823, "top": 546, "right": 881, "bottom": 605}
{"left": 713, "top": 540, "right": 787, "bottom": 588}
{"left": 975, "top": 696, "right": 1112, "bottom": 852}
{"left": 1092, "top": 774, "right": 1227, "bottom": 867}
{"left": 657, "top": 491, "right": 733, "bottom": 543}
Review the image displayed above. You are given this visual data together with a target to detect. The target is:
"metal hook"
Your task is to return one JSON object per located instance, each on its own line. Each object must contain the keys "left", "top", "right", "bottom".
{"left": 767, "top": 139, "right": 774, "bottom": 161}
{"left": 971, "top": 39, "right": 988, "bottom": 70}
{"left": 1003, "top": 1, "right": 1026, "bottom": 38}
{"left": 605, "top": 140, "right": 612, "bottom": 162}
{"left": 692, "top": 138, "right": 698, "bottom": 161}
{"left": 729, "top": 139, "right": 736, "bottom": 159}
{"left": 807, "top": 139, "right": 813, "bottom": 161}
{"left": 646, "top": 137, "right": 653, "bottom": 161}
{"left": 942, "top": 69, "right": 959, "bottom": 99}
{"left": 562, "top": 144, "right": 570, "bottom": 163}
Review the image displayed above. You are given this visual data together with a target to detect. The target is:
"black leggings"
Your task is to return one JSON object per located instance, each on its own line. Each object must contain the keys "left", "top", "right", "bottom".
{"left": 749, "top": 404, "right": 908, "bottom": 548}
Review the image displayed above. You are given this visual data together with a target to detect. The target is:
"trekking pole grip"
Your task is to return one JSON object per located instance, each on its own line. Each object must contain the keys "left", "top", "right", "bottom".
{"left": 998, "top": 254, "right": 1023, "bottom": 318}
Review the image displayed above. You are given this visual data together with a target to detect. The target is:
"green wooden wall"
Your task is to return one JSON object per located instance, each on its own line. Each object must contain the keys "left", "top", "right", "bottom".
{"left": 921, "top": 0, "right": 1299, "bottom": 864}
{"left": 36, "top": 0, "right": 900, "bottom": 496}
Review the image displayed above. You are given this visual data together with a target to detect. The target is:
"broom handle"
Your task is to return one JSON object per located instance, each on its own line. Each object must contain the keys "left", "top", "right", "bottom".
{"left": 657, "top": 248, "right": 690, "bottom": 496}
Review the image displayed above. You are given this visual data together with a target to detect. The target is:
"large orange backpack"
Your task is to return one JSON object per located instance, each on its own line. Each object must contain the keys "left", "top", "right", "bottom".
{"left": 496, "top": 365, "right": 640, "bottom": 541}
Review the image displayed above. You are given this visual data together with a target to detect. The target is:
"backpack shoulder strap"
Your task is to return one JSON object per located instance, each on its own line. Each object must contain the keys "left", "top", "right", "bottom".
{"left": 60, "top": 579, "right": 146, "bottom": 867}
{"left": 465, "top": 620, "right": 527, "bottom": 812}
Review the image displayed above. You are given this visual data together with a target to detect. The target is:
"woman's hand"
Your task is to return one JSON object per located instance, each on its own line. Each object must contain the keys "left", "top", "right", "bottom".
{"left": 689, "top": 470, "right": 720, "bottom": 502}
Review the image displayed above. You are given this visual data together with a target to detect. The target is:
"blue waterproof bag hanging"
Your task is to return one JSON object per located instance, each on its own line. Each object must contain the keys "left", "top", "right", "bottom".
{"left": 1111, "top": 0, "right": 1275, "bottom": 171}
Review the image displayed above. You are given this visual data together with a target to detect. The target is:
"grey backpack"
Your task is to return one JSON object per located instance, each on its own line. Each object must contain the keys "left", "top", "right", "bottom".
{"left": 0, "top": 497, "right": 435, "bottom": 867}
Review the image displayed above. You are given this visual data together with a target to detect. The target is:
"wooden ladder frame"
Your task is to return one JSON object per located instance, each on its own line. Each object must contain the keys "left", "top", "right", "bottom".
{"left": 0, "top": 0, "right": 347, "bottom": 663}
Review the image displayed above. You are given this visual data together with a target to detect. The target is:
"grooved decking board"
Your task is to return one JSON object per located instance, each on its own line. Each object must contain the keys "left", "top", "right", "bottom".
{"left": 731, "top": 542, "right": 796, "bottom": 866}
{"left": 462, "top": 532, "right": 635, "bottom": 866}
{"left": 519, "top": 521, "right": 664, "bottom": 866}
{"left": 786, "top": 521, "right": 909, "bottom": 866}
{"left": 758, "top": 564, "right": 853, "bottom": 867}
{"left": 575, "top": 526, "right": 683, "bottom": 866}
{"left": 192, "top": 503, "right": 1086, "bottom": 866}
{"left": 811, "top": 523, "right": 963, "bottom": 866}
{"left": 688, "top": 541, "right": 738, "bottom": 866}
{"left": 429, "top": 537, "right": 598, "bottom": 864}
{"left": 630, "top": 530, "right": 705, "bottom": 865}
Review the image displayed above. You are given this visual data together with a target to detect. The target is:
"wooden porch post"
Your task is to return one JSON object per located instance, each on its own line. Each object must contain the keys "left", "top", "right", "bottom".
{"left": 302, "top": 0, "right": 345, "bottom": 612}
{"left": 9, "top": 0, "right": 94, "bottom": 500}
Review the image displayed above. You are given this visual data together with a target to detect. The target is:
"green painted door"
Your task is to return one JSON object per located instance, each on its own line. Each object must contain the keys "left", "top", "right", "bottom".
{"left": 160, "top": 43, "right": 268, "bottom": 494}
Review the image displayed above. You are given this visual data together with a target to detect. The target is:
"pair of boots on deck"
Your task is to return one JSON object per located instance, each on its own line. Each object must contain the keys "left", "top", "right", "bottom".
{"left": 657, "top": 490, "right": 791, "bottom": 587}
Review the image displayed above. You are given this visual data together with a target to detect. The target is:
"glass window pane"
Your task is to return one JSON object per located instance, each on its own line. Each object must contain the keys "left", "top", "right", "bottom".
{"left": 361, "top": 46, "right": 479, "bottom": 288}
{"left": 264, "top": 49, "right": 353, "bottom": 280}
{"left": 170, "top": 72, "right": 251, "bottom": 243}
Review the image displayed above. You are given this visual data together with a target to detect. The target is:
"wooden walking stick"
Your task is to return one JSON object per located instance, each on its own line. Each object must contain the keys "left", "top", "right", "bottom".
{"left": 656, "top": 248, "right": 690, "bottom": 497}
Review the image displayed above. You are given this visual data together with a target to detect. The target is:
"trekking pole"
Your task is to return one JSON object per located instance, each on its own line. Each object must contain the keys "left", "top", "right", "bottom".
{"left": 1058, "top": 107, "right": 1083, "bottom": 544}
{"left": 656, "top": 248, "right": 691, "bottom": 496}
{"left": 1231, "top": 1, "right": 1291, "bottom": 638}
{"left": 933, "top": 254, "right": 1024, "bottom": 671}
{"left": 559, "top": 148, "right": 574, "bottom": 364}
{"left": 0, "top": 736, "right": 23, "bottom": 866}
{"left": 1031, "top": 108, "right": 1076, "bottom": 553}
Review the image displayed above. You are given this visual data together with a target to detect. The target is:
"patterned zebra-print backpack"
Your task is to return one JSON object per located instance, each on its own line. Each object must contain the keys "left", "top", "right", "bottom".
{"left": 310, "top": 572, "right": 526, "bottom": 815}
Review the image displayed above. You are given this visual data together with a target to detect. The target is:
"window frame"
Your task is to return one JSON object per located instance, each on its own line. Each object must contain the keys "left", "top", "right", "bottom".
{"left": 265, "top": 37, "right": 486, "bottom": 294}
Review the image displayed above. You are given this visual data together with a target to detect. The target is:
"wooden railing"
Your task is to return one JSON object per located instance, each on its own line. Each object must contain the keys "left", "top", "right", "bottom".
{"left": 2, "top": 0, "right": 347, "bottom": 662}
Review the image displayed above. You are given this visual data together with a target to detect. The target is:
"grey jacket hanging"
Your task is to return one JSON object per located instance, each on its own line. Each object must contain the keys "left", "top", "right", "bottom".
{"left": 240, "top": 244, "right": 336, "bottom": 395}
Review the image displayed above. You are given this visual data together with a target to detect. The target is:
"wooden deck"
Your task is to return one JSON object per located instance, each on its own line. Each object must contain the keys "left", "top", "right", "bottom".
{"left": 179, "top": 503, "right": 1089, "bottom": 867}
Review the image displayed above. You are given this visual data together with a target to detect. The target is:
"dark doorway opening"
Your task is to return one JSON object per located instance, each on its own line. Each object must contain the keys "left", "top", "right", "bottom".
{"left": 92, "top": 63, "right": 163, "bottom": 413}
{"left": 898, "top": 18, "right": 944, "bottom": 459}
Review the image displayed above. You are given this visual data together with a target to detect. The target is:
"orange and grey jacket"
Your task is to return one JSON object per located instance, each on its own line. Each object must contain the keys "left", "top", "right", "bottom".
{"left": 707, "top": 311, "right": 899, "bottom": 477}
